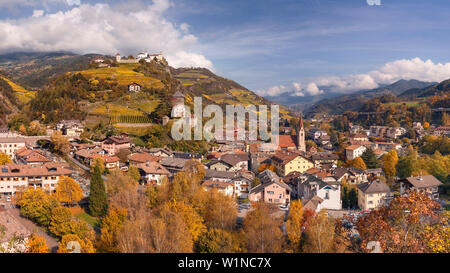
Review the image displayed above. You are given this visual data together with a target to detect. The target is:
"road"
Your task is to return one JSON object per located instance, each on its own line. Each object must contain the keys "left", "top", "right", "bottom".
{"left": 7, "top": 207, "right": 59, "bottom": 253}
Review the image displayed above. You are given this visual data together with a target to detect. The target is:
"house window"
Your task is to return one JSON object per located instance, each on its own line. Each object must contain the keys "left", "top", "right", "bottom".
{"left": 325, "top": 191, "right": 329, "bottom": 199}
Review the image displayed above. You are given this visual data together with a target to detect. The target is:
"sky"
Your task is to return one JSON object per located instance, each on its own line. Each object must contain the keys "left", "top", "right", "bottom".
{"left": 0, "top": 0, "right": 450, "bottom": 97}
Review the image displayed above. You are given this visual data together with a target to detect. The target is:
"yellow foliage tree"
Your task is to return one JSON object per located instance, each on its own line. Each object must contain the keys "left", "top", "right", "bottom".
{"left": 55, "top": 176, "right": 83, "bottom": 206}
{"left": 302, "top": 211, "right": 335, "bottom": 253}
{"left": 51, "top": 131, "right": 70, "bottom": 155}
{"left": 98, "top": 207, "right": 128, "bottom": 253}
{"left": 383, "top": 150, "right": 398, "bottom": 178}
{"left": 0, "top": 152, "right": 12, "bottom": 165}
{"left": 49, "top": 206, "right": 73, "bottom": 238}
{"left": 286, "top": 200, "right": 304, "bottom": 252}
{"left": 348, "top": 157, "right": 367, "bottom": 170}
{"left": 26, "top": 234, "right": 50, "bottom": 253}
{"left": 166, "top": 200, "right": 206, "bottom": 242}
{"left": 58, "top": 234, "right": 95, "bottom": 253}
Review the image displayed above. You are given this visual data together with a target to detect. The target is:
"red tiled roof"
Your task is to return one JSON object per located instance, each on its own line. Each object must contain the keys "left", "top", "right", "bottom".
{"left": 278, "top": 135, "right": 297, "bottom": 148}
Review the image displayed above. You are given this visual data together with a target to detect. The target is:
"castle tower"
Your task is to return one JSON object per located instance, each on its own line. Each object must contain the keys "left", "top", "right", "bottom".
{"left": 297, "top": 113, "right": 306, "bottom": 152}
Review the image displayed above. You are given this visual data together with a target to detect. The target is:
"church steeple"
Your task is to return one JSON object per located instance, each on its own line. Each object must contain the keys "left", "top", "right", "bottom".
{"left": 297, "top": 113, "right": 306, "bottom": 152}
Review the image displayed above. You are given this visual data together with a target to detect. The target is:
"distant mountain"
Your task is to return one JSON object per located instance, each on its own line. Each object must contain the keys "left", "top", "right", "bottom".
{"left": 399, "top": 79, "right": 450, "bottom": 100}
{"left": 305, "top": 79, "right": 435, "bottom": 115}
{"left": 0, "top": 52, "right": 94, "bottom": 88}
{"left": 0, "top": 76, "right": 20, "bottom": 126}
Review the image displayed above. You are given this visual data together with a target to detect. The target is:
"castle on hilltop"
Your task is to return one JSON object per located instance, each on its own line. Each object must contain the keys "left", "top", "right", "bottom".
{"left": 115, "top": 51, "right": 163, "bottom": 64}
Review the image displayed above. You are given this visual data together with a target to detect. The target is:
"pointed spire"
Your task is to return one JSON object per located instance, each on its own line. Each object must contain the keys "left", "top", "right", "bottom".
{"left": 299, "top": 112, "right": 304, "bottom": 130}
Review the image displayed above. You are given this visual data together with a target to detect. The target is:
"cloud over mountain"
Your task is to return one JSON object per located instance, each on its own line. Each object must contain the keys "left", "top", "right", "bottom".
{"left": 0, "top": 0, "right": 213, "bottom": 69}
{"left": 259, "top": 57, "right": 450, "bottom": 97}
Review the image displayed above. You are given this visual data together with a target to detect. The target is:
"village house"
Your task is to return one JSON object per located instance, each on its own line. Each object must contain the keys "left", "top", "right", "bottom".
{"left": 89, "top": 154, "right": 120, "bottom": 170}
{"left": 204, "top": 169, "right": 237, "bottom": 182}
{"left": 311, "top": 153, "right": 339, "bottom": 168}
{"left": 101, "top": 135, "right": 131, "bottom": 156}
{"left": 249, "top": 170, "right": 291, "bottom": 206}
{"left": 357, "top": 180, "right": 392, "bottom": 210}
{"left": 56, "top": 120, "right": 84, "bottom": 139}
{"left": 0, "top": 137, "right": 26, "bottom": 160}
{"left": 201, "top": 180, "right": 234, "bottom": 197}
{"left": 345, "top": 145, "right": 366, "bottom": 160}
{"left": 386, "top": 127, "right": 407, "bottom": 139}
{"left": 74, "top": 147, "right": 107, "bottom": 165}
{"left": 14, "top": 148, "right": 52, "bottom": 165}
{"left": 399, "top": 175, "right": 443, "bottom": 200}
{"left": 308, "top": 128, "right": 328, "bottom": 140}
{"left": 349, "top": 133, "right": 369, "bottom": 142}
{"left": 433, "top": 126, "right": 450, "bottom": 137}
{"left": 147, "top": 147, "right": 173, "bottom": 158}
{"left": 0, "top": 163, "right": 73, "bottom": 196}
{"left": 128, "top": 152, "right": 160, "bottom": 167}
{"left": 297, "top": 172, "right": 342, "bottom": 210}
{"left": 207, "top": 153, "right": 249, "bottom": 172}
{"left": 376, "top": 142, "right": 402, "bottom": 152}
{"left": 137, "top": 161, "right": 170, "bottom": 185}
{"left": 270, "top": 151, "right": 314, "bottom": 176}
{"left": 159, "top": 157, "right": 189, "bottom": 175}
{"left": 231, "top": 170, "right": 254, "bottom": 199}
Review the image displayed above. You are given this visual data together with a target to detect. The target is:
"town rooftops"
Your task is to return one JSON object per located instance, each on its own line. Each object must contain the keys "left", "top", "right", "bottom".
{"left": 403, "top": 175, "right": 443, "bottom": 189}
{"left": 218, "top": 153, "right": 249, "bottom": 166}
{"left": 204, "top": 169, "right": 237, "bottom": 180}
{"left": 160, "top": 157, "right": 188, "bottom": 169}
{"left": 15, "top": 148, "right": 51, "bottom": 163}
{"left": 277, "top": 135, "right": 298, "bottom": 148}
{"left": 252, "top": 170, "right": 292, "bottom": 194}
{"left": 357, "top": 180, "right": 391, "bottom": 194}
{"left": 102, "top": 135, "right": 131, "bottom": 145}
{"left": 202, "top": 180, "right": 233, "bottom": 190}
{"left": 345, "top": 145, "right": 363, "bottom": 151}
{"left": 128, "top": 153, "right": 160, "bottom": 163}
{"left": 89, "top": 154, "right": 120, "bottom": 163}
{"left": 311, "top": 153, "right": 339, "bottom": 161}
{"left": 137, "top": 161, "right": 170, "bottom": 175}
{"left": 270, "top": 151, "right": 309, "bottom": 165}
{"left": 302, "top": 196, "right": 323, "bottom": 212}
{"left": 0, "top": 163, "right": 72, "bottom": 177}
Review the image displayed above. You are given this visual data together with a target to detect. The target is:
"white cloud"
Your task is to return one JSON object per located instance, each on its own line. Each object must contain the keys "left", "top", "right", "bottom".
{"left": 32, "top": 10, "right": 44, "bottom": 18}
{"left": 261, "top": 57, "right": 450, "bottom": 97}
{"left": 257, "top": 85, "right": 287, "bottom": 97}
{"left": 0, "top": 0, "right": 213, "bottom": 69}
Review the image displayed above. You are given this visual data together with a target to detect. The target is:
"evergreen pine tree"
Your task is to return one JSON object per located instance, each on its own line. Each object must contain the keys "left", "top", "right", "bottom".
{"left": 361, "top": 148, "right": 378, "bottom": 169}
{"left": 88, "top": 165, "right": 108, "bottom": 217}
{"left": 348, "top": 188, "right": 358, "bottom": 209}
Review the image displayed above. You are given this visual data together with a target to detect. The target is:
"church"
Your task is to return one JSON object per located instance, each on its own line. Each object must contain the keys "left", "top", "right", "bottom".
{"left": 277, "top": 114, "right": 306, "bottom": 152}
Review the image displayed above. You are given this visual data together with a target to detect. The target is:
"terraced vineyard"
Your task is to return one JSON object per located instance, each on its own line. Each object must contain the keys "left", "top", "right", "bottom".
{"left": 0, "top": 76, "right": 36, "bottom": 103}
{"left": 80, "top": 63, "right": 165, "bottom": 90}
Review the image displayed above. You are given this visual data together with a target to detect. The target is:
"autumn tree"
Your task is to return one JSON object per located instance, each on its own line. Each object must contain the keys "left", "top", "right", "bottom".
{"left": 166, "top": 200, "right": 206, "bottom": 242}
{"left": 356, "top": 191, "right": 442, "bottom": 253}
{"left": 422, "top": 211, "right": 450, "bottom": 253}
{"left": 105, "top": 168, "right": 138, "bottom": 197}
{"left": 243, "top": 202, "right": 284, "bottom": 253}
{"left": 201, "top": 190, "right": 237, "bottom": 230}
{"left": 58, "top": 234, "right": 95, "bottom": 253}
{"left": 0, "top": 152, "right": 12, "bottom": 165}
{"left": 89, "top": 165, "right": 108, "bottom": 217}
{"left": 98, "top": 207, "right": 128, "bottom": 253}
{"left": 348, "top": 157, "right": 367, "bottom": 170}
{"left": 26, "top": 234, "right": 49, "bottom": 253}
{"left": 127, "top": 165, "right": 141, "bottom": 182}
{"left": 55, "top": 176, "right": 83, "bottom": 206}
{"left": 18, "top": 188, "right": 59, "bottom": 226}
{"left": 91, "top": 156, "right": 105, "bottom": 174}
{"left": 51, "top": 131, "right": 70, "bottom": 155}
{"left": 257, "top": 163, "right": 277, "bottom": 173}
{"left": 286, "top": 200, "right": 304, "bottom": 252}
{"left": 195, "top": 228, "right": 241, "bottom": 253}
{"left": 49, "top": 206, "right": 73, "bottom": 238}
{"left": 302, "top": 211, "right": 335, "bottom": 253}
{"left": 383, "top": 150, "right": 398, "bottom": 178}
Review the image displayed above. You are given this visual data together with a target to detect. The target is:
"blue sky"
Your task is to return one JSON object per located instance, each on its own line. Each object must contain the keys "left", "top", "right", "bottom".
{"left": 1, "top": 0, "right": 450, "bottom": 96}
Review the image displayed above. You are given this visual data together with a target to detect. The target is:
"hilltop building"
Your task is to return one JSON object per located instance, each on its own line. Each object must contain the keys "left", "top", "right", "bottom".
{"left": 115, "top": 51, "right": 163, "bottom": 64}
